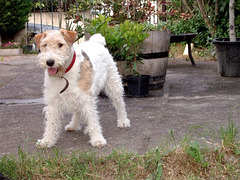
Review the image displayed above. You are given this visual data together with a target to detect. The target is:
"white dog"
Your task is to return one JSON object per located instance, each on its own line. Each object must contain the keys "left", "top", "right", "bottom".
{"left": 35, "top": 29, "right": 130, "bottom": 148}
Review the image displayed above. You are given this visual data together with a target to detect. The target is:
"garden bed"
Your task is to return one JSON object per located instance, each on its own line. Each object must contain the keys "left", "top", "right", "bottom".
{"left": 0, "top": 48, "right": 23, "bottom": 56}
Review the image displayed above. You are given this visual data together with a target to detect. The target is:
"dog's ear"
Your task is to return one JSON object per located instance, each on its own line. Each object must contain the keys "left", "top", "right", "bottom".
{"left": 35, "top": 32, "right": 46, "bottom": 50}
{"left": 60, "top": 29, "right": 77, "bottom": 45}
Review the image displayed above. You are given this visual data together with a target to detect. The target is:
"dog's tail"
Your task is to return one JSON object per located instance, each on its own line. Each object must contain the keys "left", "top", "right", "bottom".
{"left": 89, "top": 33, "right": 106, "bottom": 46}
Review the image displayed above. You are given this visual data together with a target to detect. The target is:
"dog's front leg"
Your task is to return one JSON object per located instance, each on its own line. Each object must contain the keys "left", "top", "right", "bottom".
{"left": 81, "top": 96, "right": 107, "bottom": 147}
{"left": 37, "top": 105, "right": 62, "bottom": 148}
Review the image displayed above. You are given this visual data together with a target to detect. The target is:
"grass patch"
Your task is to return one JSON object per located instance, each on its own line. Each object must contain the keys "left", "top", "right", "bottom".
{"left": 1, "top": 120, "right": 240, "bottom": 180}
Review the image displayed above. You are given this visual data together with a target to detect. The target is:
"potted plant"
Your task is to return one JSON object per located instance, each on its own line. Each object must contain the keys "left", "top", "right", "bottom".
{"left": 85, "top": 16, "right": 150, "bottom": 97}
{"left": 213, "top": 0, "right": 240, "bottom": 76}
{"left": 119, "top": 20, "right": 150, "bottom": 97}
{"left": 84, "top": 15, "right": 171, "bottom": 96}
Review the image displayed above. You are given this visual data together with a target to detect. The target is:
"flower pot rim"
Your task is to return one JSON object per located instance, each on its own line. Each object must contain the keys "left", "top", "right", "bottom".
{"left": 213, "top": 37, "right": 240, "bottom": 45}
{"left": 126, "top": 75, "right": 150, "bottom": 79}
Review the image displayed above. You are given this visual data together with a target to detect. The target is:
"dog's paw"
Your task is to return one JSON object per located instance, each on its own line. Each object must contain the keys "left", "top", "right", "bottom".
{"left": 117, "top": 118, "right": 131, "bottom": 128}
{"left": 65, "top": 124, "right": 81, "bottom": 132}
{"left": 89, "top": 137, "right": 107, "bottom": 148}
{"left": 36, "top": 139, "right": 56, "bottom": 148}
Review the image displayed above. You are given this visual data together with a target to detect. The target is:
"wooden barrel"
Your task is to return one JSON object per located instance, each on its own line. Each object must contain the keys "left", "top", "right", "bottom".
{"left": 117, "top": 30, "right": 170, "bottom": 89}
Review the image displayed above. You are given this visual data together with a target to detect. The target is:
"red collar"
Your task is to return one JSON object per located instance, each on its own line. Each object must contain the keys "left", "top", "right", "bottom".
{"left": 65, "top": 51, "right": 76, "bottom": 73}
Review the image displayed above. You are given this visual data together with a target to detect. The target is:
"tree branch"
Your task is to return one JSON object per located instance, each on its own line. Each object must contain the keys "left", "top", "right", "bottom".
{"left": 182, "top": 0, "right": 194, "bottom": 14}
{"left": 196, "top": 0, "right": 216, "bottom": 38}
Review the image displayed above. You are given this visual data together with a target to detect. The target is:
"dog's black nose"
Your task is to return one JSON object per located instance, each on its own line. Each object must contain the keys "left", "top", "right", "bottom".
{"left": 46, "top": 59, "right": 55, "bottom": 67}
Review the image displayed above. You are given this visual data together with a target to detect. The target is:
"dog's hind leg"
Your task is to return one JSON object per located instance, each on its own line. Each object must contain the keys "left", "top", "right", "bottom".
{"left": 65, "top": 113, "right": 82, "bottom": 132}
{"left": 104, "top": 64, "right": 131, "bottom": 128}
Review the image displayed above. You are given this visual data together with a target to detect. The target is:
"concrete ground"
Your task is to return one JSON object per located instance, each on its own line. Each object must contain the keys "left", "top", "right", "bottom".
{"left": 1, "top": 55, "right": 240, "bottom": 157}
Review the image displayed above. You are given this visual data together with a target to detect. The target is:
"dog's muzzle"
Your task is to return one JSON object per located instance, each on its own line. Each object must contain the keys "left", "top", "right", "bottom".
{"left": 46, "top": 59, "right": 59, "bottom": 75}
{"left": 46, "top": 59, "right": 55, "bottom": 66}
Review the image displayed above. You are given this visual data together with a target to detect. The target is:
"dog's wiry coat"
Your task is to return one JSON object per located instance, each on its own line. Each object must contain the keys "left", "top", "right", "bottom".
{"left": 35, "top": 30, "right": 130, "bottom": 148}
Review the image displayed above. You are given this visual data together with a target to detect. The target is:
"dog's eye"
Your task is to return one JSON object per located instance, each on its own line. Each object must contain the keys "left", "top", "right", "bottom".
{"left": 43, "top": 44, "right": 47, "bottom": 48}
{"left": 58, "top": 43, "right": 63, "bottom": 48}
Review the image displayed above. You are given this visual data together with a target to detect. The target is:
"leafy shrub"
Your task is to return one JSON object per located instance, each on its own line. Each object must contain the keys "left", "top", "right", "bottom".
{"left": 0, "top": 0, "right": 32, "bottom": 33}
{"left": 168, "top": 13, "right": 211, "bottom": 47}
{"left": 167, "top": 0, "right": 240, "bottom": 47}
{"left": 85, "top": 15, "right": 149, "bottom": 76}
{"left": 34, "top": 0, "right": 59, "bottom": 12}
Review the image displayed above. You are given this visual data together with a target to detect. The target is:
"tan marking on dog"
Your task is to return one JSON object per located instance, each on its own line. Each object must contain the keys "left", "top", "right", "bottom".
{"left": 35, "top": 31, "right": 48, "bottom": 49}
{"left": 78, "top": 53, "right": 93, "bottom": 93}
{"left": 60, "top": 29, "right": 77, "bottom": 46}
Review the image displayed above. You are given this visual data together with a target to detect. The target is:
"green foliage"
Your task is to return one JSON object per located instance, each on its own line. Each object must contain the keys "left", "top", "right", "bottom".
{"left": 144, "top": 21, "right": 169, "bottom": 31}
{"left": 168, "top": 12, "right": 211, "bottom": 47}
{"left": 214, "top": 0, "right": 240, "bottom": 39}
{"left": 150, "top": 149, "right": 163, "bottom": 180}
{"left": 85, "top": 15, "right": 112, "bottom": 37}
{"left": 85, "top": 15, "right": 149, "bottom": 76}
{"left": 34, "top": 0, "right": 60, "bottom": 12}
{"left": 0, "top": 0, "right": 32, "bottom": 33}
{"left": 220, "top": 117, "right": 238, "bottom": 147}
{"left": 167, "top": 0, "right": 240, "bottom": 47}
{"left": 67, "top": 0, "right": 94, "bottom": 14}
{"left": 118, "top": 20, "right": 149, "bottom": 76}
{"left": 186, "top": 141, "right": 209, "bottom": 168}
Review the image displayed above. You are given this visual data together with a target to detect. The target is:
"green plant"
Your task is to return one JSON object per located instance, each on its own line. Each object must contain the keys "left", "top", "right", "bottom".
{"left": 70, "top": 0, "right": 93, "bottom": 12}
{"left": 85, "top": 16, "right": 149, "bottom": 76}
{"left": 0, "top": 0, "right": 32, "bottom": 33}
{"left": 144, "top": 21, "right": 169, "bottom": 31}
{"left": 35, "top": 1, "right": 45, "bottom": 9}
{"left": 85, "top": 15, "right": 112, "bottom": 37}
{"left": 186, "top": 141, "right": 209, "bottom": 168}
{"left": 118, "top": 20, "right": 149, "bottom": 76}
{"left": 168, "top": 12, "right": 211, "bottom": 47}
{"left": 220, "top": 117, "right": 238, "bottom": 147}
{"left": 34, "top": 0, "right": 59, "bottom": 12}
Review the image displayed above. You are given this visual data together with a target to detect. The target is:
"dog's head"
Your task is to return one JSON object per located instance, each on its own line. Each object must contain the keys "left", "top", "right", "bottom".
{"left": 35, "top": 29, "right": 77, "bottom": 77}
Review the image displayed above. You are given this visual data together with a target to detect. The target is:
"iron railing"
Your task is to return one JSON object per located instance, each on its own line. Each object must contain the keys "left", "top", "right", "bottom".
{"left": 27, "top": 0, "right": 167, "bottom": 42}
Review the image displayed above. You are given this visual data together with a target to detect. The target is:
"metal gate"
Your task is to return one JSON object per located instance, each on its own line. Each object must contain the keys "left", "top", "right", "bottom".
{"left": 27, "top": 0, "right": 167, "bottom": 42}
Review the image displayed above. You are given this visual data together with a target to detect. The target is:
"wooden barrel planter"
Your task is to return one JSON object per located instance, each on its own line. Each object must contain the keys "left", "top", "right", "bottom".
{"left": 117, "top": 30, "right": 170, "bottom": 89}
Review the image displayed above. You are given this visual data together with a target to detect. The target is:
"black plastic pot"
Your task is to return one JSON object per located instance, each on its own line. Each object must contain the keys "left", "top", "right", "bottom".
{"left": 213, "top": 38, "right": 240, "bottom": 77}
{"left": 126, "top": 75, "right": 150, "bottom": 98}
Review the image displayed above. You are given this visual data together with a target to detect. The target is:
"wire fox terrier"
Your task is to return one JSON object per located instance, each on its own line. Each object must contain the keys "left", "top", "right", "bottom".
{"left": 35, "top": 29, "right": 130, "bottom": 148}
